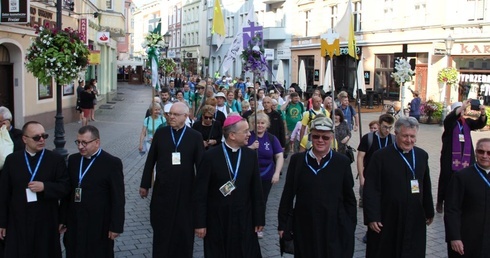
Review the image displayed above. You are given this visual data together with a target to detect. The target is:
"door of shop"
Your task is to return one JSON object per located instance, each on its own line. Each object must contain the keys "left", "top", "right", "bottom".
{"left": 0, "top": 64, "right": 14, "bottom": 114}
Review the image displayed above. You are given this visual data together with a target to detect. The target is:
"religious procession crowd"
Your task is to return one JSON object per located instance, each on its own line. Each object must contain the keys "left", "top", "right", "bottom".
{"left": 0, "top": 72, "right": 489, "bottom": 258}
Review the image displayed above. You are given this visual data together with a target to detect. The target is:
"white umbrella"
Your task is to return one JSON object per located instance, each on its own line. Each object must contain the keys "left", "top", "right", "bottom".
{"left": 276, "top": 61, "right": 285, "bottom": 86}
{"left": 298, "top": 60, "right": 307, "bottom": 93}
{"left": 323, "top": 60, "right": 334, "bottom": 93}
{"left": 354, "top": 55, "right": 366, "bottom": 99}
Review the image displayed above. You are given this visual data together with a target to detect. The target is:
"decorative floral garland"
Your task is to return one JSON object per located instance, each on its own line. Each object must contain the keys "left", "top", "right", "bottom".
{"left": 25, "top": 26, "right": 90, "bottom": 85}
{"left": 437, "top": 67, "right": 459, "bottom": 85}
{"left": 159, "top": 58, "right": 176, "bottom": 75}
{"left": 391, "top": 58, "right": 415, "bottom": 85}
{"left": 142, "top": 33, "right": 166, "bottom": 49}
{"left": 240, "top": 33, "right": 267, "bottom": 79}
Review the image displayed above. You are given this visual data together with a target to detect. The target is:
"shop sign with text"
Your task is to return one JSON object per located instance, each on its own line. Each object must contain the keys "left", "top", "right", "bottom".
{"left": 1, "top": 0, "right": 30, "bottom": 24}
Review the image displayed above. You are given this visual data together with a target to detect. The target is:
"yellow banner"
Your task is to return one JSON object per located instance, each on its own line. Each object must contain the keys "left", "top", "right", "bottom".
{"left": 88, "top": 50, "right": 101, "bottom": 64}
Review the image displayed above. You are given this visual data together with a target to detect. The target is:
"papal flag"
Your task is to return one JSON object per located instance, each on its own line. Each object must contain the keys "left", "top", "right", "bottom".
{"left": 334, "top": 0, "right": 357, "bottom": 59}
{"left": 212, "top": 0, "right": 226, "bottom": 50}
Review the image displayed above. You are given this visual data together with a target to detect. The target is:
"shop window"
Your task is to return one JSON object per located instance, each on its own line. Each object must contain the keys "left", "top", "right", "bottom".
{"left": 374, "top": 54, "right": 397, "bottom": 99}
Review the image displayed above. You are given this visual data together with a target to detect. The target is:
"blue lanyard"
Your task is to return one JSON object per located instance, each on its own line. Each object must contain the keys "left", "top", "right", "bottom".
{"left": 222, "top": 143, "right": 241, "bottom": 182}
{"left": 170, "top": 126, "right": 187, "bottom": 151}
{"left": 474, "top": 164, "right": 490, "bottom": 187}
{"left": 24, "top": 149, "right": 45, "bottom": 182}
{"left": 457, "top": 121, "right": 464, "bottom": 133}
{"left": 394, "top": 143, "right": 416, "bottom": 179}
{"left": 305, "top": 150, "right": 332, "bottom": 175}
{"left": 377, "top": 133, "right": 389, "bottom": 149}
{"left": 78, "top": 149, "right": 102, "bottom": 187}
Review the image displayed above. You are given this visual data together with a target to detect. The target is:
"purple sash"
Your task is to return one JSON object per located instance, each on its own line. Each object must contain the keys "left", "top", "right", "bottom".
{"left": 452, "top": 119, "right": 472, "bottom": 170}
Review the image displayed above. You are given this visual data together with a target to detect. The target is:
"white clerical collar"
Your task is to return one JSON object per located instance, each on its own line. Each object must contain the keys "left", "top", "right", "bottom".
{"left": 85, "top": 148, "right": 101, "bottom": 159}
{"left": 224, "top": 141, "right": 240, "bottom": 152}
{"left": 476, "top": 164, "right": 490, "bottom": 174}
{"left": 25, "top": 150, "right": 38, "bottom": 157}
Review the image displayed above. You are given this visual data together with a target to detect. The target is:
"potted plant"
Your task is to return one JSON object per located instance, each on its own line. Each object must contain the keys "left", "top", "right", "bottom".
{"left": 420, "top": 100, "right": 443, "bottom": 124}
{"left": 25, "top": 26, "right": 90, "bottom": 85}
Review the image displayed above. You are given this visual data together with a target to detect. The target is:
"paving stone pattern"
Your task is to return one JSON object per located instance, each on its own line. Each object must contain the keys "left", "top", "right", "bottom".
{"left": 44, "top": 83, "right": 488, "bottom": 258}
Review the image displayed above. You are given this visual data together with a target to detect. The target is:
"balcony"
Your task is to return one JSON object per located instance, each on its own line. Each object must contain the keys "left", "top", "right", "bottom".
{"left": 262, "top": 27, "right": 287, "bottom": 41}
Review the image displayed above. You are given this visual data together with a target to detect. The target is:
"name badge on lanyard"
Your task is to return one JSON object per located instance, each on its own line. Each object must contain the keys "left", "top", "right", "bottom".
{"left": 171, "top": 127, "right": 186, "bottom": 165}
{"left": 24, "top": 149, "right": 45, "bottom": 202}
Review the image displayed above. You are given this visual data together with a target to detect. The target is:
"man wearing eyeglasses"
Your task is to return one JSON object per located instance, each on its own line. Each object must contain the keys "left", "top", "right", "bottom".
{"left": 0, "top": 121, "right": 70, "bottom": 258}
{"left": 363, "top": 117, "right": 434, "bottom": 258}
{"left": 140, "top": 102, "right": 204, "bottom": 258}
{"left": 60, "top": 125, "right": 124, "bottom": 258}
{"left": 444, "top": 138, "right": 490, "bottom": 258}
{"left": 278, "top": 115, "right": 356, "bottom": 257}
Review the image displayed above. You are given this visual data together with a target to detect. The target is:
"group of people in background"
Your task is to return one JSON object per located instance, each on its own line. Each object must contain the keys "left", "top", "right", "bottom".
{"left": 76, "top": 79, "right": 99, "bottom": 126}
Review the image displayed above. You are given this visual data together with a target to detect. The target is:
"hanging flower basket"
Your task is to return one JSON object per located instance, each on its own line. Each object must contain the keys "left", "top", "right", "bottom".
{"left": 391, "top": 58, "right": 415, "bottom": 85}
{"left": 25, "top": 26, "right": 90, "bottom": 85}
{"left": 240, "top": 33, "right": 267, "bottom": 79}
{"left": 437, "top": 67, "right": 459, "bottom": 85}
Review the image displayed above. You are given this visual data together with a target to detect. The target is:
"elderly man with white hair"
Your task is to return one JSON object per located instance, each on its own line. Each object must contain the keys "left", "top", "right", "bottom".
{"left": 0, "top": 106, "right": 24, "bottom": 151}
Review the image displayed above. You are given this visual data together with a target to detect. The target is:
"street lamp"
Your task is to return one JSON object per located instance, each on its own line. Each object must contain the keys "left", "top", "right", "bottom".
{"left": 441, "top": 35, "right": 455, "bottom": 124}
{"left": 162, "top": 31, "right": 171, "bottom": 87}
{"left": 53, "top": 0, "right": 68, "bottom": 157}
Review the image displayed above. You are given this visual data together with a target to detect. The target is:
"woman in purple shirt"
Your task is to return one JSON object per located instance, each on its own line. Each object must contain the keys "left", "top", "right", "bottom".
{"left": 247, "top": 111, "right": 284, "bottom": 238}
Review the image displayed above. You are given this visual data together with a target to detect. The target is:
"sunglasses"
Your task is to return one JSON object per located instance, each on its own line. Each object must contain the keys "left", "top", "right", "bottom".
{"left": 311, "top": 134, "right": 331, "bottom": 141}
{"left": 476, "top": 149, "right": 490, "bottom": 156}
{"left": 197, "top": 87, "right": 205, "bottom": 90}
{"left": 74, "top": 139, "right": 97, "bottom": 147}
{"left": 25, "top": 133, "right": 49, "bottom": 141}
{"left": 203, "top": 116, "right": 213, "bottom": 120}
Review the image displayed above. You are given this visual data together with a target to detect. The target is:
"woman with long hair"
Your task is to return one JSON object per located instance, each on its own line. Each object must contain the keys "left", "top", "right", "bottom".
{"left": 79, "top": 84, "right": 96, "bottom": 126}
{"left": 88, "top": 79, "right": 99, "bottom": 121}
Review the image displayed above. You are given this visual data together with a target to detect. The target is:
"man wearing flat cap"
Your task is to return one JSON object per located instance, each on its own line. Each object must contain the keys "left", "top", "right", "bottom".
{"left": 278, "top": 115, "right": 356, "bottom": 257}
{"left": 194, "top": 114, "right": 265, "bottom": 257}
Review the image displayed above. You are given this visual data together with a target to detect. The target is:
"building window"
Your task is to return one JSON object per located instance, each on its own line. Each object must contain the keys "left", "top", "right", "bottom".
{"left": 374, "top": 54, "right": 398, "bottom": 98}
{"left": 330, "top": 5, "right": 338, "bottom": 29}
{"left": 106, "top": 0, "right": 112, "bottom": 10}
{"left": 227, "top": 16, "right": 234, "bottom": 37}
{"left": 353, "top": 1, "right": 361, "bottom": 32}
{"left": 467, "top": 0, "right": 485, "bottom": 21}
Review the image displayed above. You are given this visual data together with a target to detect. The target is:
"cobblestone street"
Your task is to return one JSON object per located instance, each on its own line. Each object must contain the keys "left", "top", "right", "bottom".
{"left": 45, "top": 83, "right": 489, "bottom": 258}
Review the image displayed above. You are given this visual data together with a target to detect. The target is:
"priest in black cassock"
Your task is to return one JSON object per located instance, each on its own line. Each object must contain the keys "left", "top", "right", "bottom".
{"left": 444, "top": 138, "right": 490, "bottom": 257}
{"left": 277, "top": 115, "right": 356, "bottom": 258}
{"left": 60, "top": 125, "right": 125, "bottom": 258}
{"left": 194, "top": 115, "right": 265, "bottom": 258}
{"left": 437, "top": 99, "right": 487, "bottom": 213}
{"left": 140, "top": 102, "right": 204, "bottom": 258}
{"left": 0, "top": 121, "right": 70, "bottom": 258}
{"left": 364, "top": 116, "right": 434, "bottom": 258}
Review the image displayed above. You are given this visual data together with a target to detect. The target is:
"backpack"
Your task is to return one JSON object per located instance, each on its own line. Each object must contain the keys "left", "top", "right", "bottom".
{"left": 367, "top": 132, "right": 395, "bottom": 150}
{"left": 145, "top": 116, "right": 165, "bottom": 131}
{"left": 307, "top": 108, "right": 327, "bottom": 126}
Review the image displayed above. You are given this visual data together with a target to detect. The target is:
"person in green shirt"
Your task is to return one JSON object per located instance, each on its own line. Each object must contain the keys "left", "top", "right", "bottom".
{"left": 281, "top": 92, "right": 304, "bottom": 154}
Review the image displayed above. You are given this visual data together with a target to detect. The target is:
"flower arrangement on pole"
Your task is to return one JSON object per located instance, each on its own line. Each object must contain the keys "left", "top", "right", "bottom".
{"left": 25, "top": 26, "right": 90, "bottom": 85}
{"left": 159, "top": 57, "right": 176, "bottom": 75}
{"left": 437, "top": 67, "right": 458, "bottom": 85}
{"left": 391, "top": 58, "right": 415, "bottom": 85}
{"left": 142, "top": 31, "right": 165, "bottom": 90}
{"left": 240, "top": 33, "right": 267, "bottom": 80}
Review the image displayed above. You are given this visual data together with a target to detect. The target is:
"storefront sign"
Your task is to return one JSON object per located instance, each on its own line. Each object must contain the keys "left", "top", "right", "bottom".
{"left": 264, "top": 49, "right": 274, "bottom": 60}
{"left": 459, "top": 73, "right": 490, "bottom": 83}
{"left": 96, "top": 32, "right": 110, "bottom": 43}
{"left": 88, "top": 50, "right": 101, "bottom": 64}
{"left": 79, "top": 19, "right": 88, "bottom": 45}
{"left": 456, "top": 43, "right": 490, "bottom": 55}
{"left": 0, "top": 0, "right": 29, "bottom": 24}
{"left": 27, "top": 7, "right": 55, "bottom": 29}
{"left": 276, "top": 48, "right": 291, "bottom": 59}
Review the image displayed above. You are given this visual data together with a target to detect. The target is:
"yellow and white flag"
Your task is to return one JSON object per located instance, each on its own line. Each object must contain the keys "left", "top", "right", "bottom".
{"left": 212, "top": 0, "right": 226, "bottom": 50}
{"left": 334, "top": 0, "right": 357, "bottom": 59}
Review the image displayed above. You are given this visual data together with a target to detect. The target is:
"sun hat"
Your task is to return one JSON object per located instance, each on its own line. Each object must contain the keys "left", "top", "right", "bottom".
{"left": 215, "top": 92, "right": 226, "bottom": 99}
{"left": 309, "top": 115, "right": 334, "bottom": 132}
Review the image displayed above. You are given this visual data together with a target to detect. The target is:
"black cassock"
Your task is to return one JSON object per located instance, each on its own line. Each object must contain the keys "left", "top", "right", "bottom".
{"left": 278, "top": 151, "right": 357, "bottom": 258}
{"left": 140, "top": 126, "right": 204, "bottom": 258}
{"left": 0, "top": 150, "right": 70, "bottom": 258}
{"left": 61, "top": 150, "right": 125, "bottom": 258}
{"left": 194, "top": 144, "right": 265, "bottom": 258}
{"left": 444, "top": 165, "right": 490, "bottom": 257}
{"left": 438, "top": 110, "right": 486, "bottom": 204}
{"left": 364, "top": 145, "right": 434, "bottom": 258}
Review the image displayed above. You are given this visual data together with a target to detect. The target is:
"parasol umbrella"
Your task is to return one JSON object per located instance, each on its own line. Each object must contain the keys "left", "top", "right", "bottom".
{"left": 276, "top": 60, "right": 285, "bottom": 87}
{"left": 323, "top": 60, "right": 334, "bottom": 94}
{"left": 298, "top": 60, "right": 307, "bottom": 97}
{"left": 354, "top": 54, "right": 366, "bottom": 99}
